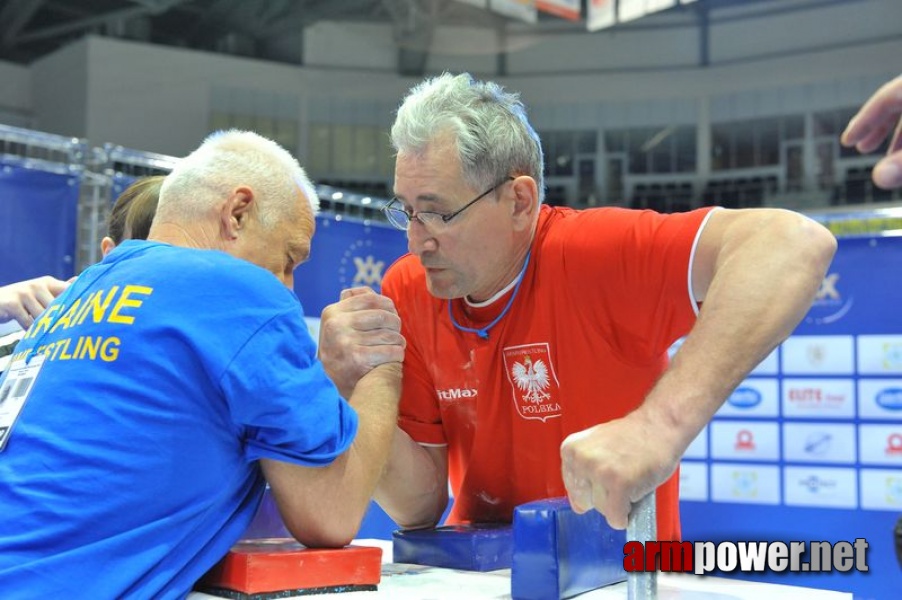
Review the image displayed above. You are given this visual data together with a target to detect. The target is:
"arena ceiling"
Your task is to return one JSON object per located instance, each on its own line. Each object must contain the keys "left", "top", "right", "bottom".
{"left": 0, "top": 0, "right": 872, "bottom": 74}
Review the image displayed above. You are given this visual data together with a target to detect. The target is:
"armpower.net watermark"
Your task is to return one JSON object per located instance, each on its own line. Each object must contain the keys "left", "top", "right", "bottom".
{"left": 624, "top": 539, "right": 870, "bottom": 575}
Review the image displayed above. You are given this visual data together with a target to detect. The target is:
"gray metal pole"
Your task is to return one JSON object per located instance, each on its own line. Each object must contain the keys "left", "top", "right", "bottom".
{"left": 627, "top": 491, "right": 657, "bottom": 600}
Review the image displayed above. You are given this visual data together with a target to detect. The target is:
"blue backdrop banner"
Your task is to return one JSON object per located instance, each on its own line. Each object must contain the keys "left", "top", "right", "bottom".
{"left": 293, "top": 216, "right": 408, "bottom": 317}
{"left": 681, "top": 234, "right": 902, "bottom": 600}
{"left": 0, "top": 165, "right": 80, "bottom": 285}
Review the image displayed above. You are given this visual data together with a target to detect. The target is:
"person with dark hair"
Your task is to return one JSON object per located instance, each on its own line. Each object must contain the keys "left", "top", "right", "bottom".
{"left": 101, "top": 175, "right": 164, "bottom": 255}
{"left": 0, "top": 130, "right": 404, "bottom": 598}
{"left": 842, "top": 74, "right": 902, "bottom": 190}
{"left": 365, "top": 73, "right": 836, "bottom": 539}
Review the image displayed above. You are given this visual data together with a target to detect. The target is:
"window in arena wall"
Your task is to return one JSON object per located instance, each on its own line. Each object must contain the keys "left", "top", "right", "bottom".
{"left": 332, "top": 125, "right": 354, "bottom": 174}
{"left": 209, "top": 110, "right": 300, "bottom": 156}
{"left": 378, "top": 131, "right": 395, "bottom": 178}
{"left": 306, "top": 123, "right": 393, "bottom": 180}
{"left": 711, "top": 115, "right": 802, "bottom": 171}
{"left": 674, "top": 127, "right": 696, "bottom": 173}
{"left": 608, "top": 125, "right": 696, "bottom": 175}
{"left": 209, "top": 88, "right": 300, "bottom": 155}
{"left": 542, "top": 131, "right": 574, "bottom": 177}
{"left": 352, "top": 126, "right": 378, "bottom": 174}
{"left": 308, "top": 124, "right": 332, "bottom": 174}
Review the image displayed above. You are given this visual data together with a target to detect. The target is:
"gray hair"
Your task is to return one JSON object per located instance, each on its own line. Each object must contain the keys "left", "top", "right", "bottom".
{"left": 391, "top": 72, "right": 545, "bottom": 204}
{"left": 157, "top": 129, "right": 319, "bottom": 228}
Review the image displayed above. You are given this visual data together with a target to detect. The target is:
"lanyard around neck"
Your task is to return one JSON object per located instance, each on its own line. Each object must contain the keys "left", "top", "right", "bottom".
{"left": 448, "top": 251, "right": 531, "bottom": 340}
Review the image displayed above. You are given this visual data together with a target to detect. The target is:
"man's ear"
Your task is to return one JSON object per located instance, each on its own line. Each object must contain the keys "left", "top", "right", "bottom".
{"left": 100, "top": 237, "right": 116, "bottom": 257}
{"left": 220, "top": 186, "right": 254, "bottom": 240}
{"left": 510, "top": 176, "right": 538, "bottom": 231}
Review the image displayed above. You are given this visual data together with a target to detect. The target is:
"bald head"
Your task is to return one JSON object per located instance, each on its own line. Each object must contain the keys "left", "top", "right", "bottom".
{"left": 155, "top": 129, "right": 318, "bottom": 231}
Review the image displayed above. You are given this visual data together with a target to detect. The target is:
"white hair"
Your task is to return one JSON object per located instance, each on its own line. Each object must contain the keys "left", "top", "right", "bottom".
{"left": 157, "top": 129, "right": 319, "bottom": 228}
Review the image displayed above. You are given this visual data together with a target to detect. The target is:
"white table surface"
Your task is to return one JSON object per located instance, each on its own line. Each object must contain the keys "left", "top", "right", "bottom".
{"left": 188, "top": 539, "right": 853, "bottom": 600}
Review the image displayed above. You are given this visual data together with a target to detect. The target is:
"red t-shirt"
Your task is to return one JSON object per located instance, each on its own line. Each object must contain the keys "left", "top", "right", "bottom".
{"left": 381, "top": 205, "right": 716, "bottom": 540}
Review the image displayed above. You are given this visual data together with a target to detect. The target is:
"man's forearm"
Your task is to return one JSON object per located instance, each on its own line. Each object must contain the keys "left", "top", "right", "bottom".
{"left": 561, "top": 210, "right": 836, "bottom": 528}
{"left": 646, "top": 210, "right": 836, "bottom": 450}
{"left": 374, "top": 428, "right": 448, "bottom": 529}
{"left": 262, "top": 364, "right": 402, "bottom": 547}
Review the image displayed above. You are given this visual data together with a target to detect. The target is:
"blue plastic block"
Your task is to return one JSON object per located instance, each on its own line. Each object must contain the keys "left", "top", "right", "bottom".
{"left": 511, "top": 497, "right": 627, "bottom": 600}
{"left": 392, "top": 523, "right": 513, "bottom": 571}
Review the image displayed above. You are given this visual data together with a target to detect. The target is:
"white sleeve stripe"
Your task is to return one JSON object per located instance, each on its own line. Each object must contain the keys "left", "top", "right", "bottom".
{"left": 687, "top": 207, "right": 722, "bottom": 317}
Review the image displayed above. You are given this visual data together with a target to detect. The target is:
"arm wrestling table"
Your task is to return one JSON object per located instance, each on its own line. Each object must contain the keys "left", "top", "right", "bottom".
{"left": 188, "top": 538, "right": 853, "bottom": 600}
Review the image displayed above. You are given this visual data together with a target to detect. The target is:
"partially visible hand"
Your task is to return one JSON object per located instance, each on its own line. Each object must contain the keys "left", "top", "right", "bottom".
{"left": 0, "top": 276, "right": 70, "bottom": 329}
{"left": 318, "top": 287, "right": 405, "bottom": 398}
{"left": 560, "top": 413, "right": 680, "bottom": 530}
{"left": 841, "top": 75, "right": 902, "bottom": 189}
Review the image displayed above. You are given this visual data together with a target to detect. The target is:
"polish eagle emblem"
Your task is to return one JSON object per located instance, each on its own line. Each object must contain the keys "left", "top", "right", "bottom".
{"left": 511, "top": 355, "right": 551, "bottom": 404}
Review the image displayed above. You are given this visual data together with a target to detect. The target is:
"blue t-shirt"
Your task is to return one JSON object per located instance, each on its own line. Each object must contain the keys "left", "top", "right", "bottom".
{"left": 0, "top": 241, "right": 357, "bottom": 599}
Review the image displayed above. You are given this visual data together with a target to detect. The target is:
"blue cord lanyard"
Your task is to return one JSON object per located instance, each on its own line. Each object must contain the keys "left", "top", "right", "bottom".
{"left": 448, "top": 251, "right": 531, "bottom": 340}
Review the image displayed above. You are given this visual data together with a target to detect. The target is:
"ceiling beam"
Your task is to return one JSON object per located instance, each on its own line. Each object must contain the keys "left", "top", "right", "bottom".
{"left": 267, "top": 0, "right": 384, "bottom": 36}
{"left": 13, "top": 0, "right": 187, "bottom": 45}
{"left": 184, "top": 0, "right": 249, "bottom": 42}
{"left": 0, "top": 0, "right": 46, "bottom": 48}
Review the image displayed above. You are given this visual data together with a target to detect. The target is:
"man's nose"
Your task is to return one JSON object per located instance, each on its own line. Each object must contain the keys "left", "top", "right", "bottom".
{"left": 406, "top": 219, "right": 435, "bottom": 255}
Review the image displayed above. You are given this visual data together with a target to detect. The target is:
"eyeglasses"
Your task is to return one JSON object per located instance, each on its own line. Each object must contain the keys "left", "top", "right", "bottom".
{"left": 382, "top": 177, "right": 514, "bottom": 232}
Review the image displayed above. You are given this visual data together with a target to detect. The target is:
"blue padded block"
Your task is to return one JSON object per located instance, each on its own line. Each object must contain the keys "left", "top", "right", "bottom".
{"left": 511, "top": 497, "right": 627, "bottom": 600}
{"left": 392, "top": 523, "right": 513, "bottom": 571}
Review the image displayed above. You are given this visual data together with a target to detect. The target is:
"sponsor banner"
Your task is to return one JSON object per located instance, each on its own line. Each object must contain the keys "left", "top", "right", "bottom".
{"left": 492, "top": 0, "right": 538, "bottom": 23}
{"left": 859, "top": 468, "right": 902, "bottom": 510}
{"left": 810, "top": 209, "right": 902, "bottom": 238}
{"left": 781, "top": 378, "right": 856, "bottom": 419}
{"left": 617, "top": 0, "right": 646, "bottom": 22}
{"left": 783, "top": 466, "right": 858, "bottom": 509}
{"left": 795, "top": 237, "right": 902, "bottom": 340}
{"left": 804, "top": 269, "right": 855, "bottom": 327}
{"left": 716, "top": 378, "right": 778, "bottom": 418}
{"left": 684, "top": 426, "right": 708, "bottom": 459}
{"left": 586, "top": 0, "right": 615, "bottom": 31}
{"left": 711, "top": 463, "right": 780, "bottom": 505}
{"left": 536, "top": 0, "right": 580, "bottom": 21}
{"left": 293, "top": 217, "right": 408, "bottom": 317}
{"left": 646, "top": 0, "right": 677, "bottom": 12}
{"left": 858, "top": 424, "right": 902, "bottom": 466}
{"left": 710, "top": 421, "right": 779, "bottom": 462}
{"left": 679, "top": 461, "right": 708, "bottom": 501}
{"left": 782, "top": 422, "right": 856, "bottom": 464}
{"left": 857, "top": 335, "right": 902, "bottom": 375}
{"left": 750, "top": 348, "right": 779, "bottom": 375}
{"left": 781, "top": 335, "right": 855, "bottom": 375}
{"left": 858, "top": 378, "right": 902, "bottom": 419}
{"left": 463, "top": 0, "right": 539, "bottom": 23}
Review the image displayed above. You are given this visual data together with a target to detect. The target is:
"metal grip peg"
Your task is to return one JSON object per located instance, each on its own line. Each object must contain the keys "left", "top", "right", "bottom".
{"left": 626, "top": 491, "right": 657, "bottom": 600}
